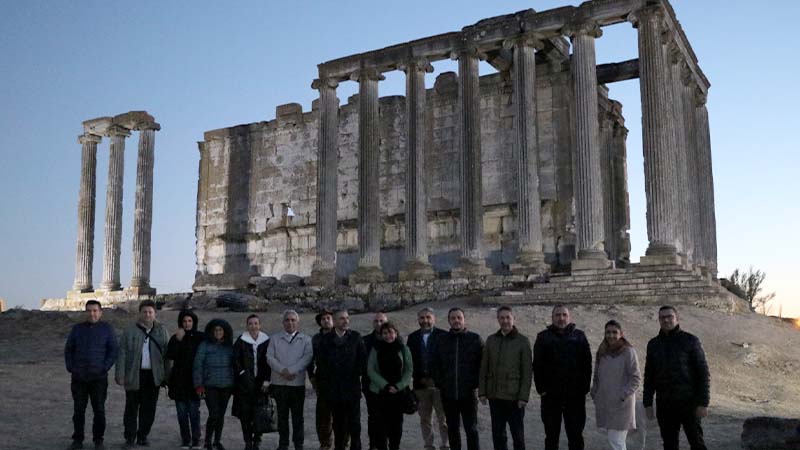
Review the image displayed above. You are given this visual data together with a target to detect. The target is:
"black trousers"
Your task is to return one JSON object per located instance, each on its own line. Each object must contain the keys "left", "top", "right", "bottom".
{"left": 656, "top": 402, "right": 707, "bottom": 450}
{"left": 364, "top": 390, "right": 380, "bottom": 449}
{"left": 238, "top": 394, "right": 264, "bottom": 445}
{"left": 331, "top": 398, "right": 361, "bottom": 450}
{"left": 123, "top": 370, "right": 160, "bottom": 442}
{"left": 441, "top": 395, "right": 480, "bottom": 450}
{"left": 272, "top": 385, "right": 306, "bottom": 450}
{"left": 204, "top": 387, "right": 232, "bottom": 445}
{"left": 316, "top": 392, "right": 333, "bottom": 449}
{"left": 489, "top": 399, "right": 525, "bottom": 450}
{"left": 540, "top": 394, "right": 586, "bottom": 450}
{"left": 71, "top": 377, "right": 108, "bottom": 444}
{"left": 373, "top": 392, "right": 404, "bottom": 450}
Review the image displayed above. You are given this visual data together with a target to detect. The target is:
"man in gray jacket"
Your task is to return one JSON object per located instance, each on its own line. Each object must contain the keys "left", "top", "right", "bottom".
{"left": 115, "top": 300, "right": 170, "bottom": 448}
{"left": 267, "top": 310, "right": 314, "bottom": 450}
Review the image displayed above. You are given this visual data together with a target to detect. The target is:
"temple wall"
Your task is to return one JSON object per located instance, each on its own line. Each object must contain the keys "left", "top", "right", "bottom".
{"left": 195, "top": 65, "right": 628, "bottom": 285}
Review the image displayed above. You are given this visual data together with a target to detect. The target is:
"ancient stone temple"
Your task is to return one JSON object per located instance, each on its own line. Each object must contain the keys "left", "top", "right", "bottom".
{"left": 57, "top": 111, "right": 160, "bottom": 308}
{"left": 194, "top": 0, "right": 730, "bottom": 308}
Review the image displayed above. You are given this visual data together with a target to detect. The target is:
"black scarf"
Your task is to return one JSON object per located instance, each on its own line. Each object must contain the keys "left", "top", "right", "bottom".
{"left": 375, "top": 339, "right": 404, "bottom": 385}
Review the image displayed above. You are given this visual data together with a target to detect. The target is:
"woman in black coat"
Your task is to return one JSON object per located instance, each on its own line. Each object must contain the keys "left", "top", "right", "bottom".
{"left": 232, "top": 314, "right": 271, "bottom": 450}
{"left": 166, "top": 309, "right": 205, "bottom": 449}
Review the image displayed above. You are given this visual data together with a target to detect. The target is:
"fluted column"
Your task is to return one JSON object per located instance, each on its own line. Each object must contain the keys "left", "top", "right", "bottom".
{"left": 399, "top": 60, "right": 436, "bottom": 281}
{"left": 667, "top": 38, "right": 692, "bottom": 263}
{"left": 695, "top": 90, "right": 718, "bottom": 278}
{"left": 100, "top": 125, "right": 130, "bottom": 290}
{"left": 72, "top": 133, "right": 102, "bottom": 292}
{"left": 682, "top": 64, "right": 705, "bottom": 270}
{"left": 310, "top": 77, "right": 340, "bottom": 286}
{"left": 452, "top": 48, "right": 491, "bottom": 277}
{"left": 567, "top": 23, "right": 611, "bottom": 271}
{"left": 507, "top": 36, "right": 548, "bottom": 275}
{"left": 350, "top": 68, "right": 386, "bottom": 283}
{"left": 129, "top": 123, "right": 160, "bottom": 294}
{"left": 630, "top": 6, "right": 682, "bottom": 265}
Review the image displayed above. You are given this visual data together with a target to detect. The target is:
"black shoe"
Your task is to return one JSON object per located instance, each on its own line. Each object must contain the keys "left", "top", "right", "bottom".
{"left": 66, "top": 441, "right": 83, "bottom": 450}
{"left": 214, "top": 443, "right": 226, "bottom": 450}
{"left": 93, "top": 442, "right": 105, "bottom": 450}
{"left": 122, "top": 440, "right": 135, "bottom": 450}
{"left": 136, "top": 437, "right": 150, "bottom": 447}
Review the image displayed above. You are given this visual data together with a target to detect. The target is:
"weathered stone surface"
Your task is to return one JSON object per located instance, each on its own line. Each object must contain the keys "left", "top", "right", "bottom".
{"left": 100, "top": 125, "right": 130, "bottom": 291}
{"left": 0, "top": 298, "right": 6, "bottom": 312}
{"left": 279, "top": 274, "right": 304, "bottom": 286}
{"left": 741, "top": 417, "right": 800, "bottom": 450}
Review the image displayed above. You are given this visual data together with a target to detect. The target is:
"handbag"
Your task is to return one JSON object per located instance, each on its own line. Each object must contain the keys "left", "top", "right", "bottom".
{"left": 253, "top": 393, "right": 278, "bottom": 434}
{"left": 400, "top": 388, "right": 418, "bottom": 415}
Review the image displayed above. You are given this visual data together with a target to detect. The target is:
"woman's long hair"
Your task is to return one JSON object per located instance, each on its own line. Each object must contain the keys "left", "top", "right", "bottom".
{"left": 596, "top": 319, "right": 632, "bottom": 359}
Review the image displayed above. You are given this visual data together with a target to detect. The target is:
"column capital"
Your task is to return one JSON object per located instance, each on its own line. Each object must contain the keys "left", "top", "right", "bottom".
{"left": 502, "top": 33, "right": 544, "bottom": 51}
{"left": 78, "top": 133, "right": 102, "bottom": 145}
{"left": 627, "top": 4, "right": 664, "bottom": 29}
{"left": 311, "top": 77, "right": 339, "bottom": 90}
{"left": 105, "top": 124, "right": 131, "bottom": 138}
{"left": 564, "top": 22, "right": 603, "bottom": 39}
{"left": 349, "top": 67, "right": 385, "bottom": 82}
{"left": 449, "top": 46, "right": 487, "bottom": 61}
{"left": 134, "top": 121, "right": 161, "bottom": 132}
{"left": 680, "top": 61, "right": 695, "bottom": 86}
{"left": 398, "top": 58, "right": 434, "bottom": 74}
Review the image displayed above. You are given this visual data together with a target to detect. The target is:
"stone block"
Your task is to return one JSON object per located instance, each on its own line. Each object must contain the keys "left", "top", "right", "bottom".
{"left": 742, "top": 417, "right": 800, "bottom": 450}
{"left": 0, "top": 298, "right": 5, "bottom": 312}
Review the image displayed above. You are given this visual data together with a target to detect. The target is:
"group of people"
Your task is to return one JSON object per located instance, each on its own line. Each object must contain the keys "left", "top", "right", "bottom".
{"left": 64, "top": 300, "right": 710, "bottom": 450}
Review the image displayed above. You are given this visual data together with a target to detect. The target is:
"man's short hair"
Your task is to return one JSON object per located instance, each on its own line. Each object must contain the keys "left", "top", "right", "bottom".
{"left": 85, "top": 300, "right": 101, "bottom": 310}
{"left": 139, "top": 300, "right": 157, "bottom": 311}
{"left": 418, "top": 307, "right": 435, "bottom": 317}
{"left": 283, "top": 309, "right": 299, "bottom": 320}
{"left": 333, "top": 309, "right": 349, "bottom": 318}
{"left": 497, "top": 305, "right": 513, "bottom": 316}
{"left": 447, "top": 307, "right": 464, "bottom": 318}
{"left": 315, "top": 310, "right": 333, "bottom": 326}
{"left": 246, "top": 314, "right": 260, "bottom": 323}
{"left": 552, "top": 304, "right": 569, "bottom": 314}
{"left": 379, "top": 321, "right": 400, "bottom": 335}
{"left": 659, "top": 305, "right": 678, "bottom": 315}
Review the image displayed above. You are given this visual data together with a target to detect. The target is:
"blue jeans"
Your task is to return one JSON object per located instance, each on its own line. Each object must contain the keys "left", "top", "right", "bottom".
{"left": 175, "top": 399, "right": 202, "bottom": 445}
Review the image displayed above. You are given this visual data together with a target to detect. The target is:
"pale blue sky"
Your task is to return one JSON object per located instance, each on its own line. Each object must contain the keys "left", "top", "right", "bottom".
{"left": 1, "top": 1, "right": 798, "bottom": 315}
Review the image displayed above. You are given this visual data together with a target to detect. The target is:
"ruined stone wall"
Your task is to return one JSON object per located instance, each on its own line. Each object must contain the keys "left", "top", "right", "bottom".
{"left": 195, "top": 64, "right": 628, "bottom": 286}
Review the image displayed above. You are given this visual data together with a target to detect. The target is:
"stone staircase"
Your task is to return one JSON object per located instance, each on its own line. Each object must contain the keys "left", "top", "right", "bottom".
{"left": 484, "top": 264, "right": 748, "bottom": 312}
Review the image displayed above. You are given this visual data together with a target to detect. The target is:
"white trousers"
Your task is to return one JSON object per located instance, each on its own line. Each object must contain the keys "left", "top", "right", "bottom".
{"left": 607, "top": 429, "right": 628, "bottom": 450}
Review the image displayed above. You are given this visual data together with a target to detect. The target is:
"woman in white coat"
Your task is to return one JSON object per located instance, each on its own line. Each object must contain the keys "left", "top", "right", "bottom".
{"left": 590, "top": 320, "right": 642, "bottom": 450}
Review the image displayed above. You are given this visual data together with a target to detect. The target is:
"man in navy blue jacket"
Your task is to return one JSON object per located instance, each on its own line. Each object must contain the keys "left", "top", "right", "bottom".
{"left": 64, "top": 300, "right": 119, "bottom": 450}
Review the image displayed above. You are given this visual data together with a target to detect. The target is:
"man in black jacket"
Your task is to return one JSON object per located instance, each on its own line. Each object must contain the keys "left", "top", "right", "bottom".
{"left": 643, "top": 305, "right": 710, "bottom": 450}
{"left": 407, "top": 307, "right": 449, "bottom": 450}
{"left": 64, "top": 300, "right": 118, "bottom": 450}
{"left": 362, "top": 312, "right": 388, "bottom": 450}
{"left": 318, "top": 310, "right": 367, "bottom": 450}
{"left": 532, "top": 305, "right": 592, "bottom": 450}
{"left": 309, "top": 310, "right": 335, "bottom": 450}
{"left": 431, "top": 307, "right": 483, "bottom": 450}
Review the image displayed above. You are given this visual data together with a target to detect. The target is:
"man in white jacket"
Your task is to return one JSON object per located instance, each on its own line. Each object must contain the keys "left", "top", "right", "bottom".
{"left": 268, "top": 310, "right": 314, "bottom": 450}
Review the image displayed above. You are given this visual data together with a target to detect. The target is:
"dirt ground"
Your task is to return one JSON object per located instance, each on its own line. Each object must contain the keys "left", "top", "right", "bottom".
{"left": 1, "top": 300, "right": 799, "bottom": 450}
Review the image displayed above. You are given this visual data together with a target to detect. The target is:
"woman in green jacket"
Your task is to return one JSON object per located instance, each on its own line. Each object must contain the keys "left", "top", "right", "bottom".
{"left": 366, "top": 322, "right": 413, "bottom": 450}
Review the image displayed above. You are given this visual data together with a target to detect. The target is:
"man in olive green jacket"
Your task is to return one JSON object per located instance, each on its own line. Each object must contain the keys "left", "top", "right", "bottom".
{"left": 479, "top": 306, "right": 533, "bottom": 450}
{"left": 115, "top": 300, "right": 171, "bottom": 448}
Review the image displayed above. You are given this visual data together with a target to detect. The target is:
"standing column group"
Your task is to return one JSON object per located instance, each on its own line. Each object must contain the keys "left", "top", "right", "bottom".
{"left": 71, "top": 115, "right": 160, "bottom": 296}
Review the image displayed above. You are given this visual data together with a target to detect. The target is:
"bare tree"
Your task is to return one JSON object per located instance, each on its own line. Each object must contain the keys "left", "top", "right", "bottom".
{"left": 728, "top": 267, "right": 777, "bottom": 313}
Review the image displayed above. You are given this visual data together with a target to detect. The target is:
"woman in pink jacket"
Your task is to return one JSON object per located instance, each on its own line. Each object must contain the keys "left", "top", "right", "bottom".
{"left": 590, "top": 320, "right": 642, "bottom": 450}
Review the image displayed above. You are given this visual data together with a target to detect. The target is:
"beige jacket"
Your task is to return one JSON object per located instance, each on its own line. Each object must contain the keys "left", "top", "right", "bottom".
{"left": 590, "top": 345, "right": 641, "bottom": 431}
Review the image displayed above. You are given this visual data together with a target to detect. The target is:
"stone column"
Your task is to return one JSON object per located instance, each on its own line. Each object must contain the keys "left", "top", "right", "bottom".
{"left": 129, "top": 123, "right": 160, "bottom": 295}
{"left": 72, "top": 133, "right": 102, "bottom": 292}
{"left": 452, "top": 48, "right": 491, "bottom": 277}
{"left": 506, "top": 36, "right": 548, "bottom": 275}
{"left": 667, "top": 37, "right": 692, "bottom": 264}
{"left": 100, "top": 125, "right": 130, "bottom": 291}
{"left": 567, "top": 23, "right": 611, "bottom": 271}
{"left": 309, "top": 78, "right": 340, "bottom": 286}
{"left": 350, "top": 68, "right": 386, "bottom": 284}
{"left": 399, "top": 60, "right": 436, "bottom": 281}
{"left": 682, "top": 64, "right": 705, "bottom": 270}
{"left": 630, "top": 6, "right": 682, "bottom": 265}
{"left": 695, "top": 90, "right": 718, "bottom": 278}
